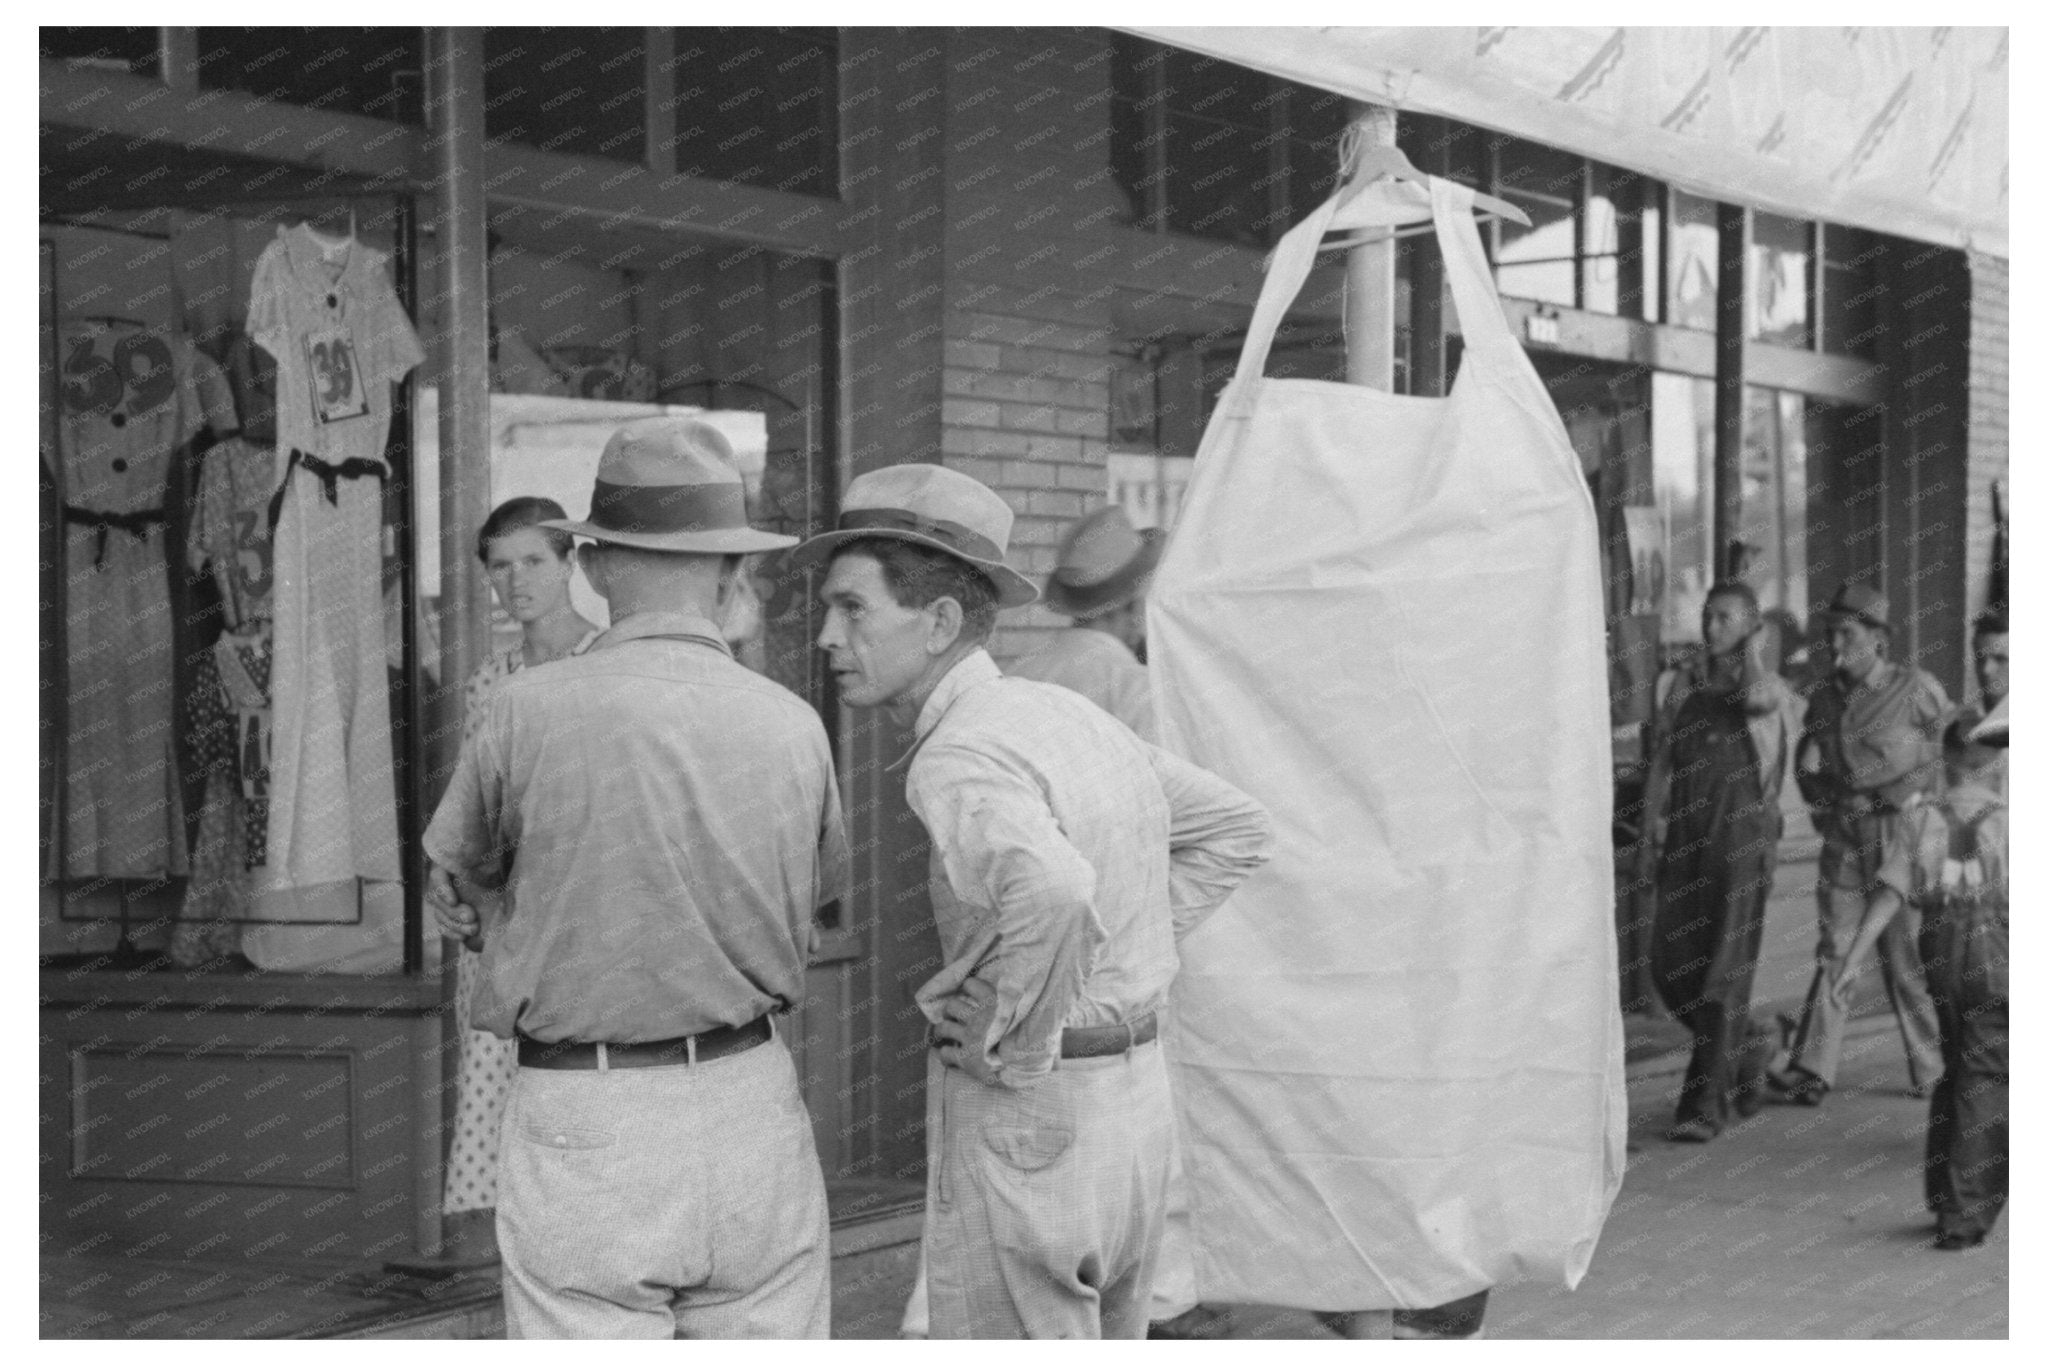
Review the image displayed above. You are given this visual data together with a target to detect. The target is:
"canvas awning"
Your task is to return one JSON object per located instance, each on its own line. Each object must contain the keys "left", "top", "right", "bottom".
{"left": 1124, "top": 26, "right": 2009, "bottom": 257}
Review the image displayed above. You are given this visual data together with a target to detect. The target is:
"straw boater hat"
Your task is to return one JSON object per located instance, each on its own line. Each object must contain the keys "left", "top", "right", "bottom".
{"left": 543, "top": 418, "right": 797, "bottom": 554}
{"left": 1042, "top": 505, "right": 1163, "bottom": 619}
{"left": 1824, "top": 581, "right": 1891, "bottom": 633}
{"left": 787, "top": 464, "right": 1038, "bottom": 607}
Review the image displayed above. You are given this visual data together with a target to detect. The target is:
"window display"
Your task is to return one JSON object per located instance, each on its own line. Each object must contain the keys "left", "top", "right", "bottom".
{"left": 41, "top": 201, "right": 421, "bottom": 974}
{"left": 53, "top": 316, "right": 235, "bottom": 882}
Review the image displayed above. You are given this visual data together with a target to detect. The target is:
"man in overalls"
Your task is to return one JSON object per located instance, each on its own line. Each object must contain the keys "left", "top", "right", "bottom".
{"left": 1640, "top": 581, "right": 1801, "bottom": 1141}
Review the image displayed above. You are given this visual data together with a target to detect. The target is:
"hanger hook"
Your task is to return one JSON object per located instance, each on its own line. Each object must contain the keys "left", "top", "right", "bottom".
{"left": 1337, "top": 121, "right": 1369, "bottom": 184}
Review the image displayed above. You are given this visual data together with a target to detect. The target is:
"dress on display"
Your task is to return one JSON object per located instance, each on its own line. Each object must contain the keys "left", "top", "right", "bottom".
{"left": 174, "top": 435, "right": 279, "bottom": 964}
{"left": 248, "top": 224, "right": 423, "bottom": 898}
{"left": 53, "top": 320, "right": 235, "bottom": 881}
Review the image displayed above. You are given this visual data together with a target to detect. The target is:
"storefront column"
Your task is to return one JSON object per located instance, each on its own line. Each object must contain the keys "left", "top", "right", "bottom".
{"left": 1712, "top": 203, "right": 1749, "bottom": 580}
{"left": 427, "top": 28, "right": 491, "bottom": 756}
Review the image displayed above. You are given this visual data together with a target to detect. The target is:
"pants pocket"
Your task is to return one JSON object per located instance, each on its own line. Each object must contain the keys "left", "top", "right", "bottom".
{"left": 984, "top": 1125, "right": 1074, "bottom": 1172}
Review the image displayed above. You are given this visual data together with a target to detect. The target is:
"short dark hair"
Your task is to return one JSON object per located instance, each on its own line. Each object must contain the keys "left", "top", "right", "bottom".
{"left": 1704, "top": 580, "right": 1760, "bottom": 615}
{"left": 832, "top": 536, "right": 999, "bottom": 645}
{"left": 1973, "top": 607, "right": 2009, "bottom": 640}
{"left": 478, "top": 496, "right": 574, "bottom": 563}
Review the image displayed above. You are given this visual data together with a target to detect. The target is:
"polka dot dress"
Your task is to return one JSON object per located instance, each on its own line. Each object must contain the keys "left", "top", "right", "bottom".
{"left": 441, "top": 636, "right": 595, "bottom": 1214}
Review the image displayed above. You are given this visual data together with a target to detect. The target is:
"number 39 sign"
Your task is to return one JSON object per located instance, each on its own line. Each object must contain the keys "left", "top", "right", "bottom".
{"left": 304, "top": 326, "right": 369, "bottom": 424}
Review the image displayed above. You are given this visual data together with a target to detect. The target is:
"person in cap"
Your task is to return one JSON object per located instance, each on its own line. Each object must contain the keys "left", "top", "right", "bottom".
{"left": 1772, "top": 581, "right": 1947, "bottom": 1106}
{"left": 1005, "top": 505, "right": 1162, "bottom": 741}
{"left": 1949, "top": 608, "right": 2009, "bottom": 787}
{"left": 423, "top": 418, "right": 848, "bottom": 1339}
{"left": 793, "top": 464, "right": 1273, "bottom": 1339}
{"left": 1908, "top": 714, "right": 2010, "bottom": 1250}
{"left": 1637, "top": 581, "right": 1803, "bottom": 1141}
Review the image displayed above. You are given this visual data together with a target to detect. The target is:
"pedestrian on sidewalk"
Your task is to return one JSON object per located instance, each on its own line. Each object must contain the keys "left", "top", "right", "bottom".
{"left": 1005, "top": 504, "right": 1161, "bottom": 735}
{"left": 900, "top": 501, "right": 1236, "bottom": 1340}
{"left": 423, "top": 419, "right": 848, "bottom": 1338}
{"left": 439, "top": 498, "right": 603, "bottom": 1237}
{"left": 1949, "top": 608, "right": 2008, "bottom": 796}
{"left": 1911, "top": 621, "right": 2009, "bottom": 1251}
{"left": 1638, "top": 581, "right": 1802, "bottom": 1141}
{"left": 795, "top": 465, "right": 1272, "bottom": 1339}
{"left": 1773, "top": 582, "right": 1947, "bottom": 1106}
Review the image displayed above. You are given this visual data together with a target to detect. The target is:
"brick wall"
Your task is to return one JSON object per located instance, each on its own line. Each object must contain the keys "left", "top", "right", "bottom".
{"left": 931, "top": 30, "right": 1289, "bottom": 666}
{"left": 941, "top": 286, "right": 1115, "bottom": 663}
{"left": 1964, "top": 252, "right": 2009, "bottom": 626}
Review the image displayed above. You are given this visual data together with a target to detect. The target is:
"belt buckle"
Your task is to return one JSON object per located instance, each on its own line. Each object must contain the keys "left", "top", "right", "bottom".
{"left": 1123, "top": 1018, "right": 1137, "bottom": 1053}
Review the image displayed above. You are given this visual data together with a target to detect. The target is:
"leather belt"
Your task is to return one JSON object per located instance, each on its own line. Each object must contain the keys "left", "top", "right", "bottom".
{"left": 64, "top": 504, "right": 165, "bottom": 567}
{"left": 1060, "top": 1012, "right": 1158, "bottom": 1059}
{"left": 267, "top": 448, "right": 388, "bottom": 530}
{"left": 516, "top": 1015, "right": 772, "bottom": 1071}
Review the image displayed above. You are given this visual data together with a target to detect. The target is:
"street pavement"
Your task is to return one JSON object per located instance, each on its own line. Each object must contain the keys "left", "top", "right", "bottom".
{"left": 833, "top": 845, "right": 2010, "bottom": 1340}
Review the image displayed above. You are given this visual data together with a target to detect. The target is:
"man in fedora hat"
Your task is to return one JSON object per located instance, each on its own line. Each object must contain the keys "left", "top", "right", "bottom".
{"left": 424, "top": 417, "right": 848, "bottom": 1338}
{"left": 793, "top": 464, "right": 1273, "bottom": 1339}
{"left": 1773, "top": 580, "right": 1947, "bottom": 1106}
{"left": 1006, "top": 504, "right": 1163, "bottom": 740}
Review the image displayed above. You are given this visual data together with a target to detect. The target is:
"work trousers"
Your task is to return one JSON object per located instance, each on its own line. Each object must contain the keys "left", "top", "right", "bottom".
{"left": 1652, "top": 808, "right": 1779, "bottom": 1130}
{"left": 1921, "top": 904, "right": 2009, "bottom": 1239}
{"left": 1788, "top": 881, "right": 1942, "bottom": 1090}
{"left": 924, "top": 1043, "right": 1174, "bottom": 1339}
{"left": 497, "top": 1033, "right": 830, "bottom": 1339}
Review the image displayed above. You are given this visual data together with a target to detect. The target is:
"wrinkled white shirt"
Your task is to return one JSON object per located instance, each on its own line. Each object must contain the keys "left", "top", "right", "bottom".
{"left": 905, "top": 649, "right": 1272, "bottom": 1083}
{"left": 1005, "top": 627, "right": 1157, "bottom": 742}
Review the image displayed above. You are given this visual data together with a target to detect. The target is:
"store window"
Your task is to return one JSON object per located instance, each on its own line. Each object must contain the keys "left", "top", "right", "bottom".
{"left": 483, "top": 27, "right": 646, "bottom": 163}
{"left": 667, "top": 27, "right": 838, "bottom": 196}
{"left": 1666, "top": 189, "right": 1720, "bottom": 331}
{"left": 1109, "top": 33, "right": 1346, "bottom": 248}
{"left": 41, "top": 26, "right": 160, "bottom": 76}
{"left": 1650, "top": 373, "right": 1715, "bottom": 642}
{"left": 412, "top": 215, "right": 841, "bottom": 874}
{"left": 42, "top": 192, "right": 427, "bottom": 975}
{"left": 1651, "top": 375, "right": 1820, "bottom": 645}
{"left": 1735, "top": 387, "right": 1811, "bottom": 621}
{"left": 196, "top": 28, "right": 424, "bottom": 124}
{"left": 1818, "top": 224, "right": 1884, "bottom": 358}
{"left": 1749, "top": 211, "right": 1813, "bottom": 348}
{"left": 1587, "top": 163, "right": 1660, "bottom": 320}
{"left": 1489, "top": 137, "right": 1580, "bottom": 309}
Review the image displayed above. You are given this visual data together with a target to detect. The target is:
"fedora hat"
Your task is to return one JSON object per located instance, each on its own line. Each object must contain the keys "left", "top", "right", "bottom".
{"left": 1825, "top": 581, "right": 1891, "bottom": 633}
{"left": 1043, "top": 505, "right": 1162, "bottom": 618}
{"left": 543, "top": 418, "right": 797, "bottom": 554}
{"left": 787, "top": 464, "right": 1038, "bottom": 607}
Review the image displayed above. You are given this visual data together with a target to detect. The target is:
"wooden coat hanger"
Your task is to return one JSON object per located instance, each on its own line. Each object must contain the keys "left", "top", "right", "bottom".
{"left": 1317, "top": 138, "right": 1532, "bottom": 253}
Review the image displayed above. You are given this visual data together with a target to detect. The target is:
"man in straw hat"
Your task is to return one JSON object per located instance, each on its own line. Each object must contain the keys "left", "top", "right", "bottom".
{"left": 1006, "top": 504, "right": 1163, "bottom": 740}
{"left": 793, "top": 464, "right": 1273, "bottom": 1339}
{"left": 1772, "top": 581, "right": 1947, "bottom": 1107}
{"left": 424, "top": 418, "right": 848, "bottom": 1338}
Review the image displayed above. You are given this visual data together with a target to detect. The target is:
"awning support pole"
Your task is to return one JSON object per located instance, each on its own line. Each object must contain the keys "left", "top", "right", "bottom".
{"left": 428, "top": 28, "right": 491, "bottom": 751}
{"left": 1342, "top": 102, "right": 1399, "bottom": 393}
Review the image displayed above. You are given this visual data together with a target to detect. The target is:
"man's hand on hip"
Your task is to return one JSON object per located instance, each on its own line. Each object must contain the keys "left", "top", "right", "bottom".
{"left": 932, "top": 977, "right": 1006, "bottom": 1087}
{"left": 428, "top": 864, "right": 483, "bottom": 952}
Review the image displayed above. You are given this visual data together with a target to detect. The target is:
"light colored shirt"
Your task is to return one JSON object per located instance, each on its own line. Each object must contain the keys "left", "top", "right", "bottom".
{"left": 905, "top": 649, "right": 1272, "bottom": 1084}
{"left": 424, "top": 612, "right": 849, "bottom": 1044}
{"left": 1004, "top": 627, "right": 1157, "bottom": 742}
{"left": 1803, "top": 659, "right": 1952, "bottom": 805}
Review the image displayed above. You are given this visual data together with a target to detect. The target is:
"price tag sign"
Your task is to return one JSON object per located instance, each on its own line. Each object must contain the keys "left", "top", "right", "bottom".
{"left": 304, "top": 326, "right": 369, "bottom": 424}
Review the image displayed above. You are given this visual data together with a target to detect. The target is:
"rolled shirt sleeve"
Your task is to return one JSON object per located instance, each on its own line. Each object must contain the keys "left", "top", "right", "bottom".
{"left": 1142, "top": 743, "right": 1275, "bottom": 940}
{"left": 909, "top": 741, "right": 1102, "bottom": 1083}
{"left": 423, "top": 711, "right": 509, "bottom": 891}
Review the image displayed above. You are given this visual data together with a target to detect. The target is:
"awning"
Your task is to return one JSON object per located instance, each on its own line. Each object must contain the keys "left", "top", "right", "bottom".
{"left": 1124, "top": 26, "right": 2008, "bottom": 257}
